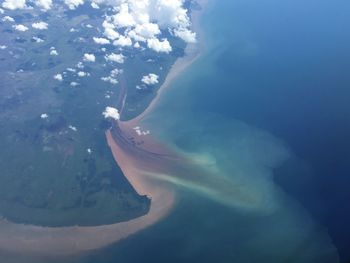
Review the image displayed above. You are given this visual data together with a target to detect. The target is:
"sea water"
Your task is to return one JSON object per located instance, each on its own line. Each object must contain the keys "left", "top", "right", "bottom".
{"left": 76, "top": 0, "right": 350, "bottom": 262}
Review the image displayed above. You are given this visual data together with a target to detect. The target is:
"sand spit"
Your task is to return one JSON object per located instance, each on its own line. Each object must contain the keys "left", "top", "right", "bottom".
{"left": 0, "top": 0, "right": 207, "bottom": 258}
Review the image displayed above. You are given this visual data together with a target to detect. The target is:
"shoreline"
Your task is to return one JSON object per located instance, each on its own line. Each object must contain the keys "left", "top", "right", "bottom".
{"left": 0, "top": 0, "right": 209, "bottom": 258}
{"left": 128, "top": 0, "right": 209, "bottom": 125}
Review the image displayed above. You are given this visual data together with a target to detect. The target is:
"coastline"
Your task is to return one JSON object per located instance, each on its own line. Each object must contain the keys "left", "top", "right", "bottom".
{"left": 128, "top": 0, "right": 209, "bottom": 125}
{"left": 0, "top": 0, "right": 209, "bottom": 258}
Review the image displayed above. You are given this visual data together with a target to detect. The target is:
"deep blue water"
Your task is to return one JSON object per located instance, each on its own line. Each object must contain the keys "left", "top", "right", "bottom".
{"left": 75, "top": 0, "right": 350, "bottom": 262}
{"left": 191, "top": 0, "right": 350, "bottom": 260}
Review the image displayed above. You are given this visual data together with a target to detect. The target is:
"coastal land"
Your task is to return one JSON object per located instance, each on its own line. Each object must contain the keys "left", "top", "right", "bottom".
{"left": 0, "top": 0, "right": 208, "bottom": 258}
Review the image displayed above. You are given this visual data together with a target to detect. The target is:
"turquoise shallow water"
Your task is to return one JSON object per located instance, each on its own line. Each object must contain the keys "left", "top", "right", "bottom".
{"left": 74, "top": 0, "right": 350, "bottom": 262}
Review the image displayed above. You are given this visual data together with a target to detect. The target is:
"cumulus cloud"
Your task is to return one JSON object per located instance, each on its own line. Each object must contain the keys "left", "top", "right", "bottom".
{"left": 50, "top": 49, "right": 58, "bottom": 56}
{"left": 101, "top": 76, "right": 118, "bottom": 84}
{"left": 76, "top": 61, "right": 84, "bottom": 68}
{"left": 89, "top": 0, "right": 195, "bottom": 53}
{"left": 110, "top": 68, "right": 121, "bottom": 77}
{"left": 104, "top": 0, "right": 196, "bottom": 52}
{"left": 128, "top": 22, "right": 160, "bottom": 42}
{"left": 2, "top": 15, "right": 15, "bottom": 22}
{"left": 112, "top": 3, "right": 136, "bottom": 28}
{"left": 2, "top": 0, "right": 26, "bottom": 10}
{"left": 174, "top": 28, "right": 196, "bottom": 43}
{"left": 101, "top": 68, "right": 120, "bottom": 84}
{"left": 1, "top": 0, "right": 197, "bottom": 51}
{"left": 68, "top": 125, "right": 78, "bottom": 131}
{"left": 53, "top": 73, "right": 63, "bottom": 81}
{"left": 32, "top": 36, "right": 44, "bottom": 43}
{"left": 103, "top": 27, "right": 120, "bottom": 40}
{"left": 32, "top": 21, "right": 48, "bottom": 30}
{"left": 141, "top": 73, "right": 159, "bottom": 85}
{"left": 147, "top": 38, "right": 172, "bottom": 53}
{"left": 35, "top": 0, "right": 52, "bottom": 10}
{"left": 134, "top": 42, "right": 141, "bottom": 49}
{"left": 93, "top": 37, "right": 110, "bottom": 45}
{"left": 83, "top": 53, "right": 96, "bottom": 62}
{"left": 102, "top": 106, "right": 120, "bottom": 120}
{"left": 64, "top": 0, "right": 84, "bottom": 10}
{"left": 105, "top": 53, "right": 124, "bottom": 64}
{"left": 0, "top": 45, "right": 7, "bottom": 49}
{"left": 13, "top": 24, "right": 29, "bottom": 32}
{"left": 77, "top": 71, "right": 89, "bottom": 77}
{"left": 91, "top": 2, "right": 99, "bottom": 9}
{"left": 113, "top": 35, "right": 132, "bottom": 47}
{"left": 40, "top": 113, "right": 49, "bottom": 119}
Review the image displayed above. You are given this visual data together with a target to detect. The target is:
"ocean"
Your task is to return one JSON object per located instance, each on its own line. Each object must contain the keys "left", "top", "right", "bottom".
{"left": 56, "top": 0, "right": 350, "bottom": 262}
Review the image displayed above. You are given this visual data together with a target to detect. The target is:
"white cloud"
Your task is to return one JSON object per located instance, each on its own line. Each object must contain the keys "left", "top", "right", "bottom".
{"left": 93, "top": 37, "right": 110, "bottom": 45}
{"left": 0, "top": 45, "right": 7, "bottom": 50}
{"left": 110, "top": 68, "right": 121, "bottom": 77}
{"left": 32, "top": 21, "right": 48, "bottom": 30}
{"left": 147, "top": 38, "right": 172, "bottom": 53}
{"left": 70, "top": 81, "right": 79, "bottom": 86}
{"left": 99, "top": 0, "right": 196, "bottom": 52}
{"left": 91, "top": 2, "right": 99, "bottom": 9}
{"left": 13, "top": 24, "right": 28, "bottom": 32}
{"left": 68, "top": 125, "right": 78, "bottom": 131}
{"left": 32, "top": 36, "right": 44, "bottom": 43}
{"left": 133, "top": 22, "right": 160, "bottom": 40}
{"left": 105, "top": 53, "right": 124, "bottom": 64}
{"left": 77, "top": 71, "right": 89, "bottom": 77}
{"left": 83, "top": 53, "right": 96, "bottom": 62}
{"left": 103, "top": 106, "right": 120, "bottom": 120}
{"left": 103, "top": 27, "right": 120, "bottom": 40}
{"left": 35, "top": 0, "right": 52, "bottom": 10}
{"left": 141, "top": 73, "right": 159, "bottom": 85}
{"left": 101, "top": 76, "right": 118, "bottom": 84}
{"left": 64, "top": 0, "right": 84, "bottom": 10}
{"left": 101, "top": 68, "right": 120, "bottom": 84}
{"left": 2, "top": 16, "right": 15, "bottom": 22}
{"left": 1, "top": 0, "right": 197, "bottom": 49}
{"left": 50, "top": 49, "right": 58, "bottom": 56}
{"left": 113, "top": 35, "right": 132, "bottom": 47}
{"left": 53, "top": 73, "right": 63, "bottom": 81}
{"left": 112, "top": 3, "right": 136, "bottom": 28}
{"left": 134, "top": 42, "right": 141, "bottom": 49}
{"left": 66, "top": 67, "right": 75, "bottom": 72}
{"left": 40, "top": 113, "right": 49, "bottom": 119}
{"left": 76, "top": 61, "right": 84, "bottom": 68}
{"left": 2, "top": 0, "right": 26, "bottom": 10}
{"left": 174, "top": 28, "right": 196, "bottom": 43}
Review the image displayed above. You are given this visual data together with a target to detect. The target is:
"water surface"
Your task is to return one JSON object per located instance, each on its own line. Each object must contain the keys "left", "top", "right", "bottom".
{"left": 76, "top": 0, "right": 350, "bottom": 262}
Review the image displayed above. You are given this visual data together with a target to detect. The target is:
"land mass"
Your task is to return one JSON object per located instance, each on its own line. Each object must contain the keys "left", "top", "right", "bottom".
{"left": 0, "top": 0, "right": 206, "bottom": 258}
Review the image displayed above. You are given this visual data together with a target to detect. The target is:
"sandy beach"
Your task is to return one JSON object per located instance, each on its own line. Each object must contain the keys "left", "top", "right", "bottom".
{"left": 0, "top": 0, "right": 208, "bottom": 258}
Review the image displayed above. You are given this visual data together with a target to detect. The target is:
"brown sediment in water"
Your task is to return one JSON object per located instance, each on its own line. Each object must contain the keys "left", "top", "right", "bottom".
{"left": 0, "top": 0, "right": 208, "bottom": 258}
